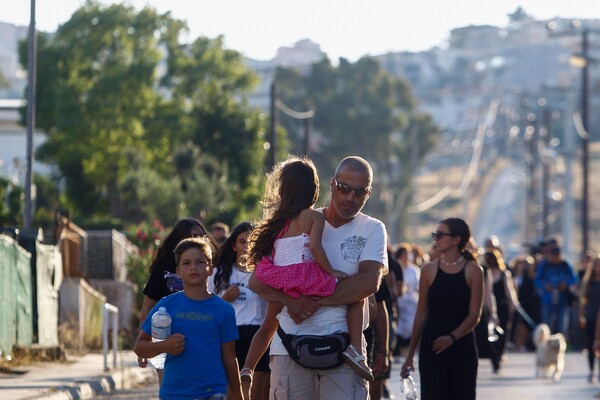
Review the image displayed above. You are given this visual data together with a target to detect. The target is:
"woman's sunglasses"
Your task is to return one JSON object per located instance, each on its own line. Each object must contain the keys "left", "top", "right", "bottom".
{"left": 431, "top": 231, "right": 453, "bottom": 239}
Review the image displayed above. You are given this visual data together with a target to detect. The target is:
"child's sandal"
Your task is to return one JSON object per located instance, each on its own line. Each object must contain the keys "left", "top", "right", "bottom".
{"left": 341, "top": 344, "right": 375, "bottom": 381}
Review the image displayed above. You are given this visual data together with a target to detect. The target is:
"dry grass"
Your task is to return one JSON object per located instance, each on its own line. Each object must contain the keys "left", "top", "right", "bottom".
{"left": 408, "top": 141, "right": 600, "bottom": 256}
{"left": 408, "top": 158, "right": 503, "bottom": 248}
{"left": 0, "top": 345, "right": 68, "bottom": 370}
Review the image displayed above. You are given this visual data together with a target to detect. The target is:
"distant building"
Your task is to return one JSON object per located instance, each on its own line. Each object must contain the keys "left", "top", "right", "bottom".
{"left": 246, "top": 39, "right": 327, "bottom": 111}
{"left": 0, "top": 21, "right": 27, "bottom": 99}
{"left": 0, "top": 99, "right": 50, "bottom": 183}
{"left": 273, "top": 39, "right": 326, "bottom": 67}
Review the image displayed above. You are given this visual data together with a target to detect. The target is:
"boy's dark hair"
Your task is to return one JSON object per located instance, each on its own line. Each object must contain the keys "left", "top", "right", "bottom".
{"left": 174, "top": 237, "right": 213, "bottom": 266}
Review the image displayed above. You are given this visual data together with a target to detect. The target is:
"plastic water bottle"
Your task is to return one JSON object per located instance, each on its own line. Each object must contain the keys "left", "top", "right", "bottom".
{"left": 401, "top": 374, "right": 418, "bottom": 400}
{"left": 149, "top": 307, "right": 171, "bottom": 369}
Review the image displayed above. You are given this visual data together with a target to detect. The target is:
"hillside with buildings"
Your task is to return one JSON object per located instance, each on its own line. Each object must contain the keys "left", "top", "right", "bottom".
{"left": 1, "top": 10, "right": 599, "bottom": 253}
{"left": 0, "top": 21, "right": 27, "bottom": 99}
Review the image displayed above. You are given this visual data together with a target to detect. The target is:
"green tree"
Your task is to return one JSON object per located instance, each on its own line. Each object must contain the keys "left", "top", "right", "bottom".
{"left": 0, "top": 72, "right": 8, "bottom": 88}
{"left": 20, "top": 1, "right": 268, "bottom": 226}
{"left": 274, "top": 57, "right": 439, "bottom": 238}
{"left": 0, "top": 177, "right": 23, "bottom": 226}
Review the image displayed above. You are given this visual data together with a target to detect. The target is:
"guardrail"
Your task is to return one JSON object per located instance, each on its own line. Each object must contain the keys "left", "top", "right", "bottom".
{"left": 102, "top": 303, "right": 119, "bottom": 371}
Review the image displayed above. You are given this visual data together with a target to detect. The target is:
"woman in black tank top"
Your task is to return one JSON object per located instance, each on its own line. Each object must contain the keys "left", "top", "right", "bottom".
{"left": 400, "top": 218, "right": 484, "bottom": 400}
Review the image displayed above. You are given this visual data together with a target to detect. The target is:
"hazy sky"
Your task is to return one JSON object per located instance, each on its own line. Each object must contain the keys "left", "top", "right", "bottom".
{"left": 3, "top": 0, "right": 598, "bottom": 61}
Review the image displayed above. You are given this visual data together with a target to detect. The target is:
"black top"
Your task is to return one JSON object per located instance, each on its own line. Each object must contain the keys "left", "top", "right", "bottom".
{"left": 142, "top": 255, "right": 183, "bottom": 301}
{"left": 422, "top": 260, "right": 470, "bottom": 342}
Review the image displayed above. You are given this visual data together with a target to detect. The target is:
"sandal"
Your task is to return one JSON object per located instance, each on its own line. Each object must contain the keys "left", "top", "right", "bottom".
{"left": 240, "top": 367, "right": 253, "bottom": 400}
{"left": 341, "top": 344, "right": 375, "bottom": 381}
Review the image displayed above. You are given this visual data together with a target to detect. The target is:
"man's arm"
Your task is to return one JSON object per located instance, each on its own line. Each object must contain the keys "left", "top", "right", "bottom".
{"left": 249, "top": 274, "right": 319, "bottom": 324}
{"left": 594, "top": 308, "right": 600, "bottom": 357}
{"left": 372, "top": 299, "right": 389, "bottom": 377}
{"left": 317, "top": 260, "right": 384, "bottom": 307}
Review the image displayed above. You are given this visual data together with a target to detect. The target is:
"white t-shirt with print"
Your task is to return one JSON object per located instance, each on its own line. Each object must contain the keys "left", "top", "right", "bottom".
{"left": 208, "top": 267, "right": 268, "bottom": 326}
{"left": 270, "top": 210, "right": 388, "bottom": 356}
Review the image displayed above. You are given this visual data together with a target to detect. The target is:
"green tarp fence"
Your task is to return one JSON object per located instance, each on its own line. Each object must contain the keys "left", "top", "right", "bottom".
{"left": 0, "top": 235, "right": 32, "bottom": 357}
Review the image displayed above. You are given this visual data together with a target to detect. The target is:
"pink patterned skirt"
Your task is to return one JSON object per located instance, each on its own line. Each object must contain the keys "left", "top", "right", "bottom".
{"left": 255, "top": 256, "right": 336, "bottom": 298}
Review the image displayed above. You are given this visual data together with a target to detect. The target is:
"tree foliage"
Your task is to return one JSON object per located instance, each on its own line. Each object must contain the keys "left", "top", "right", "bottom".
{"left": 0, "top": 72, "right": 8, "bottom": 88}
{"left": 274, "top": 57, "right": 440, "bottom": 238}
{"left": 0, "top": 177, "right": 23, "bottom": 226}
{"left": 19, "top": 0, "right": 268, "bottom": 226}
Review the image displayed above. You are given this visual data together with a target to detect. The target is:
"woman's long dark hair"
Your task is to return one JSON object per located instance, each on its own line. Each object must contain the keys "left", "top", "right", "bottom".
{"left": 440, "top": 217, "right": 476, "bottom": 262}
{"left": 213, "top": 221, "right": 253, "bottom": 293}
{"left": 247, "top": 156, "right": 319, "bottom": 268}
{"left": 150, "top": 218, "right": 215, "bottom": 271}
{"left": 581, "top": 255, "right": 600, "bottom": 300}
{"left": 484, "top": 248, "right": 507, "bottom": 271}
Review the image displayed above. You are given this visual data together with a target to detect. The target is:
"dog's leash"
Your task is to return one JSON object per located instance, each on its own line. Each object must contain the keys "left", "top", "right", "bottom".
{"left": 515, "top": 305, "right": 537, "bottom": 330}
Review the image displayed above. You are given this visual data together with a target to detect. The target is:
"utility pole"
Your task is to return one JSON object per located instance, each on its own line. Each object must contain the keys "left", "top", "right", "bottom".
{"left": 547, "top": 20, "right": 599, "bottom": 255}
{"left": 273, "top": 94, "right": 314, "bottom": 159}
{"left": 303, "top": 117, "right": 311, "bottom": 156}
{"left": 24, "top": 0, "right": 37, "bottom": 229}
{"left": 268, "top": 82, "right": 277, "bottom": 170}
{"left": 562, "top": 101, "right": 575, "bottom": 261}
{"left": 541, "top": 106, "right": 551, "bottom": 239}
{"left": 523, "top": 99, "right": 537, "bottom": 241}
{"left": 580, "top": 29, "right": 590, "bottom": 253}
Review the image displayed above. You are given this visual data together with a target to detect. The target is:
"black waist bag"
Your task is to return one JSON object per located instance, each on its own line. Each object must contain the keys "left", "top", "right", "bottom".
{"left": 277, "top": 325, "right": 349, "bottom": 370}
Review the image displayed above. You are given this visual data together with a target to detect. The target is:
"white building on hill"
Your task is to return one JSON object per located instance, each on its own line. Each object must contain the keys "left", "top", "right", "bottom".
{"left": 0, "top": 98, "right": 50, "bottom": 184}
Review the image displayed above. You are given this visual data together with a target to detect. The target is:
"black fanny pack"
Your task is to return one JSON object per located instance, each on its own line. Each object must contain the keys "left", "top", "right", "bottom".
{"left": 277, "top": 325, "right": 349, "bottom": 370}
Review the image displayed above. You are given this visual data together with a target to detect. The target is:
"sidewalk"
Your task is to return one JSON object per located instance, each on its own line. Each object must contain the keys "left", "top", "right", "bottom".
{"left": 0, "top": 350, "right": 156, "bottom": 400}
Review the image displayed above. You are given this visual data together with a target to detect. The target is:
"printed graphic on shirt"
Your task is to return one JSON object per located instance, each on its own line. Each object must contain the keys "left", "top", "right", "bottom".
{"left": 340, "top": 235, "right": 367, "bottom": 262}
{"left": 164, "top": 271, "right": 183, "bottom": 293}
{"left": 232, "top": 282, "right": 249, "bottom": 301}
{"left": 176, "top": 311, "right": 213, "bottom": 321}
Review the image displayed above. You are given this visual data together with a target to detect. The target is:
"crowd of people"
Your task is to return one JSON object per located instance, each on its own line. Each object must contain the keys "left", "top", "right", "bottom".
{"left": 132, "top": 153, "right": 599, "bottom": 400}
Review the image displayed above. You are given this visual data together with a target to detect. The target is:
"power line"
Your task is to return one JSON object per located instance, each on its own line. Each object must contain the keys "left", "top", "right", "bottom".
{"left": 275, "top": 99, "right": 314, "bottom": 119}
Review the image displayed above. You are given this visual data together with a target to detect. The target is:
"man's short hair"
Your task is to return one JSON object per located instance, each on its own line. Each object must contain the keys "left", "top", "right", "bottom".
{"left": 334, "top": 156, "right": 373, "bottom": 184}
{"left": 211, "top": 222, "right": 229, "bottom": 235}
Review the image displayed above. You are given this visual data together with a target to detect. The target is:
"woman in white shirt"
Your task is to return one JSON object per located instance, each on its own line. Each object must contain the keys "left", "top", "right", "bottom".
{"left": 394, "top": 243, "right": 421, "bottom": 356}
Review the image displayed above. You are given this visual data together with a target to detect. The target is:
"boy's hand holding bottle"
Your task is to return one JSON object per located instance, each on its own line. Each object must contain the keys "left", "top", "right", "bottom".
{"left": 162, "top": 333, "right": 185, "bottom": 355}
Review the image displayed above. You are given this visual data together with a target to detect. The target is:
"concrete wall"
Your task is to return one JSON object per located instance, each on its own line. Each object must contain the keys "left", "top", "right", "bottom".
{"left": 58, "top": 277, "right": 106, "bottom": 349}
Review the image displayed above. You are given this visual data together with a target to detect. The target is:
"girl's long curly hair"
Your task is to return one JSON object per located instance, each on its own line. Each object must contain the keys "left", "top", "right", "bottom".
{"left": 246, "top": 156, "right": 319, "bottom": 268}
{"left": 213, "top": 221, "right": 254, "bottom": 293}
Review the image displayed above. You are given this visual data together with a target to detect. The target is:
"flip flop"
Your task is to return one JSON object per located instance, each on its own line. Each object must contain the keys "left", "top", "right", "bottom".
{"left": 240, "top": 367, "right": 253, "bottom": 399}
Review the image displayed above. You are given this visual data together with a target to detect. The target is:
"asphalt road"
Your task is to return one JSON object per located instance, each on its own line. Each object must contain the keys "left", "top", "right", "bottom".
{"left": 98, "top": 351, "right": 598, "bottom": 399}
{"left": 472, "top": 164, "right": 527, "bottom": 250}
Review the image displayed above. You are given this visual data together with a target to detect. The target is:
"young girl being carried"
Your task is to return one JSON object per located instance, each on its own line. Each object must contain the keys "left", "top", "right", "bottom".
{"left": 239, "top": 156, "right": 373, "bottom": 397}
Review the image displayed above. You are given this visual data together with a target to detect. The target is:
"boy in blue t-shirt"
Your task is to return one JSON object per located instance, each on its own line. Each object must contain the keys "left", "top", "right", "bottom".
{"left": 135, "top": 237, "right": 242, "bottom": 400}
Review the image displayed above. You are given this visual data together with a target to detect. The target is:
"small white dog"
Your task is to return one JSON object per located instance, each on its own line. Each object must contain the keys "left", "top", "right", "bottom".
{"left": 533, "top": 323, "right": 566, "bottom": 381}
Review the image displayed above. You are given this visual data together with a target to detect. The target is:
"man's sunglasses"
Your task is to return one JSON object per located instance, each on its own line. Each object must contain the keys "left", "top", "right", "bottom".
{"left": 431, "top": 231, "right": 453, "bottom": 239}
{"left": 334, "top": 178, "right": 370, "bottom": 198}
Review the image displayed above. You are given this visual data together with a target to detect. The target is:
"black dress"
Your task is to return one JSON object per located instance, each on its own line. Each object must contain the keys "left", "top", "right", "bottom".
{"left": 419, "top": 260, "right": 478, "bottom": 400}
